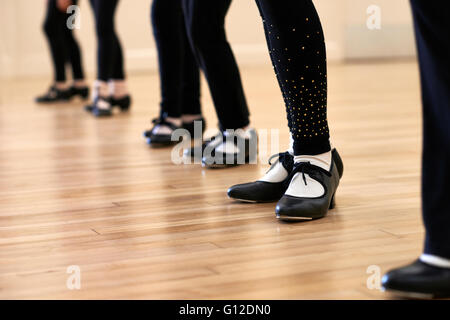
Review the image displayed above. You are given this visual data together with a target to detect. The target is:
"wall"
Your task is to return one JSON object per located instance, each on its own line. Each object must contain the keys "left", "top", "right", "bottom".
{"left": 0, "top": 0, "right": 416, "bottom": 79}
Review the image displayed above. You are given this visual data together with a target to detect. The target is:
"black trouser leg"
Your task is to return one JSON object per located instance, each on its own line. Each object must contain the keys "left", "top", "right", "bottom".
{"left": 151, "top": 0, "right": 201, "bottom": 118}
{"left": 255, "top": 0, "right": 330, "bottom": 155}
{"left": 111, "top": 34, "right": 125, "bottom": 80}
{"left": 61, "top": 0, "right": 85, "bottom": 81}
{"left": 410, "top": 0, "right": 450, "bottom": 259}
{"left": 182, "top": 0, "right": 250, "bottom": 130}
{"left": 43, "top": 0, "right": 67, "bottom": 82}
{"left": 90, "top": 0, "right": 121, "bottom": 81}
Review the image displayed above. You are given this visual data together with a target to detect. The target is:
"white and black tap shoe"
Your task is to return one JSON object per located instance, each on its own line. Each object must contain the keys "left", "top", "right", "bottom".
{"left": 275, "top": 149, "right": 343, "bottom": 221}
{"left": 227, "top": 152, "right": 294, "bottom": 202}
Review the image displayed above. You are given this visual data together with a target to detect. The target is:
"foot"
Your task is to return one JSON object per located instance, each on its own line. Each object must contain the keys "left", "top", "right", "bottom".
{"left": 90, "top": 96, "right": 113, "bottom": 117}
{"left": 183, "top": 132, "right": 224, "bottom": 162}
{"left": 382, "top": 259, "right": 450, "bottom": 299}
{"left": 86, "top": 95, "right": 131, "bottom": 116}
{"left": 143, "top": 117, "right": 181, "bottom": 147}
{"left": 202, "top": 128, "right": 258, "bottom": 169}
{"left": 275, "top": 149, "right": 343, "bottom": 221}
{"left": 69, "top": 85, "right": 89, "bottom": 100}
{"left": 35, "top": 86, "right": 71, "bottom": 103}
{"left": 227, "top": 152, "right": 294, "bottom": 203}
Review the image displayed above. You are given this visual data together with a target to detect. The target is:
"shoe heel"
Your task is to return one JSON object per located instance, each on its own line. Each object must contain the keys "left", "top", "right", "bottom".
{"left": 119, "top": 96, "right": 131, "bottom": 112}
{"left": 329, "top": 193, "right": 336, "bottom": 209}
{"left": 80, "top": 88, "right": 90, "bottom": 100}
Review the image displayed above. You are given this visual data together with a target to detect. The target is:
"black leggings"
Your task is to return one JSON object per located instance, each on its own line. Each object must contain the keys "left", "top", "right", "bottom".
{"left": 90, "top": 0, "right": 125, "bottom": 81}
{"left": 182, "top": 0, "right": 250, "bottom": 130}
{"left": 151, "top": 0, "right": 201, "bottom": 119}
{"left": 256, "top": 0, "right": 331, "bottom": 155}
{"left": 43, "top": 0, "right": 84, "bottom": 82}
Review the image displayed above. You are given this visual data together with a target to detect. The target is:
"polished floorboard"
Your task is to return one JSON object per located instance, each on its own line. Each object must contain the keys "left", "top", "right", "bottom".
{"left": 0, "top": 61, "right": 425, "bottom": 299}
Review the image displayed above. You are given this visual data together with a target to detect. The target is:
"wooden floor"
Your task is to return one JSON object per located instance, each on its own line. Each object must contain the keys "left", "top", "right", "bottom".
{"left": 0, "top": 60, "right": 425, "bottom": 299}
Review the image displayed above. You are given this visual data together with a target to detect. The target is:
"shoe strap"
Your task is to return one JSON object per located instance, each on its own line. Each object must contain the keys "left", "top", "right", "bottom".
{"left": 268, "top": 152, "right": 294, "bottom": 173}
{"left": 94, "top": 96, "right": 112, "bottom": 110}
{"left": 151, "top": 117, "right": 180, "bottom": 132}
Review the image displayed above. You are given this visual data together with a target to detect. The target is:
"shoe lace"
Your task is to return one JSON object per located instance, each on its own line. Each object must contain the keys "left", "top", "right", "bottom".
{"left": 151, "top": 117, "right": 178, "bottom": 131}
{"left": 268, "top": 152, "right": 294, "bottom": 173}
{"left": 288, "top": 161, "right": 332, "bottom": 186}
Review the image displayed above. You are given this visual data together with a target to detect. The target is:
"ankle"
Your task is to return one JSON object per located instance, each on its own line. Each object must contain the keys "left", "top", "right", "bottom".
{"left": 54, "top": 82, "right": 68, "bottom": 90}
{"left": 294, "top": 150, "right": 332, "bottom": 171}
{"left": 181, "top": 114, "right": 202, "bottom": 123}
{"left": 73, "top": 80, "right": 87, "bottom": 88}
{"left": 109, "top": 80, "right": 128, "bottom": 99}
{"left": 165, "top": 117, "right": 182, "bottom": 127}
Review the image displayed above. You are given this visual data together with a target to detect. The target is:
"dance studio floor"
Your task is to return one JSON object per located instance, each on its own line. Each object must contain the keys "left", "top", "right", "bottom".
{"left": 0, "top": 60, "right": 424, "bottom": 299}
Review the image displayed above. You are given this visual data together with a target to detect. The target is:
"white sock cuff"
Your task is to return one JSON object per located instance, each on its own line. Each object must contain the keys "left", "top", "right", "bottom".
{"left": 420, "top": 254, "right": 450, "bottom": 269}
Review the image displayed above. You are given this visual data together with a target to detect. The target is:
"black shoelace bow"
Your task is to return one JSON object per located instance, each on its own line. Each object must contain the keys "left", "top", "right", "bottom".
{"left": 289, "top": 161, "right": 331, "bottom": 186}
{"left": 268, "top": 152, "right": 295, "bottom": 173}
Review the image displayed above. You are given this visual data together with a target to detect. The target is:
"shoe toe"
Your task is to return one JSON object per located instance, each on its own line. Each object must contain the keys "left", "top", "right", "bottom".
{"left": 227, "top": 183, "right": 256, "bottom": 201}
{"left": 275, "top": 196, "right": 326, "bottom": 220}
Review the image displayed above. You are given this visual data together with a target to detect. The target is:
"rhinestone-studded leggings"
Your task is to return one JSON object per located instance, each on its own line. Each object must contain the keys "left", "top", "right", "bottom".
{"left": 256, "top": 0, "right": 331, "bottom": 155}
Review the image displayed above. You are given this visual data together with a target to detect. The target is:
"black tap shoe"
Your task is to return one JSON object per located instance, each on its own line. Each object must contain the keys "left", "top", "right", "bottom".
{"left": 382, "top": 259, "right": 450, "bottom": 299}
{"left": 85, "top": 95, "right": 131, "bottom": 115}
{"left": 202, "top": 129, "right": 258, "bottom": 169}
{"left": 275, "top": 149, "right": 343, "bottom": 221}
{"left": 35, "top": 86, "right": 72, "bottom": 103}
{"left": 143, "top": 117, "right": 182, "bottom": 148}
{"left": 227, "top": 152, "right": 294, "bottom": 203}
{"left": 69, "top": 85, "right": 90, "bottom": 100}
{"left": 183, "top": 132, "right": 224, "bottom": 162}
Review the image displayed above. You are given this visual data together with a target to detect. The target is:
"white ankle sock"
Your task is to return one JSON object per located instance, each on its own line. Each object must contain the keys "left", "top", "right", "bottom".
{"left": 109, "top": 80, "right": 128, "bottom": 99}
{"left": 294, "top": 151, "right": 332, "bottom": 171}
{"left": 420, "top": 254, "right": 450, "bottom": 269}
{"left": 288, "top": 135, "right": 294, "bottom": 156}
{"left": 285, "top": 150, "right": 332, "bottom": 198}
{"left": 92, "top": 80, "right": 108, "bottom": 101}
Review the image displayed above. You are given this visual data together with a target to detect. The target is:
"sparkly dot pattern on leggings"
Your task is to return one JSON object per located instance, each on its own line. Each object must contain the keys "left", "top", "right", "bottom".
{"left": 256, "top": 0, "right": 331, "bottom": 155}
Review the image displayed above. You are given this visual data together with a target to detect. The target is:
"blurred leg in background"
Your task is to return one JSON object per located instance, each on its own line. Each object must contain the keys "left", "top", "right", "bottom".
{"left": 182, "top": 0, "right": 257, "bottom": 168}
{"left": 382, "top": 0, "right": 450, "bottom": 299}
{"left": 144, "top": 0, "right": 204, "bottom": 148}
{"left": 88, "top": 0, "right": 131, "bottom": 117}
{"left": 36, "top": 0, "right": 88, "bottom": 103}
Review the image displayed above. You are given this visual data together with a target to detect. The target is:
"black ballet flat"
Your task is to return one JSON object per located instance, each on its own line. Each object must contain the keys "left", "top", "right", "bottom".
{"left": 227, "top": 152, "right": 294, "bottom": 203}
{"left": 35, "top": 86, "right": 72, "bottom": 104}
{"left": 382, "top": 260, "right": 450, "bottom": 299}
{"left": 69, "top": 86, "right": 90, "bottom": 100}
{"left": 144, "top": 117, "right": 181, "bottom": 148}
{"left": 275, "top": 149, "right": 343, "bottom": 221}
{"left": 202, "top": 129, "right": 258, "bottom": 169}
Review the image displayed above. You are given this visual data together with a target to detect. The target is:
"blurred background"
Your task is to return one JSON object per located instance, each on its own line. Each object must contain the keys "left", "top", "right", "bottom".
{"left": 0, "top": 0, "right": 416, "bottom": 79}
